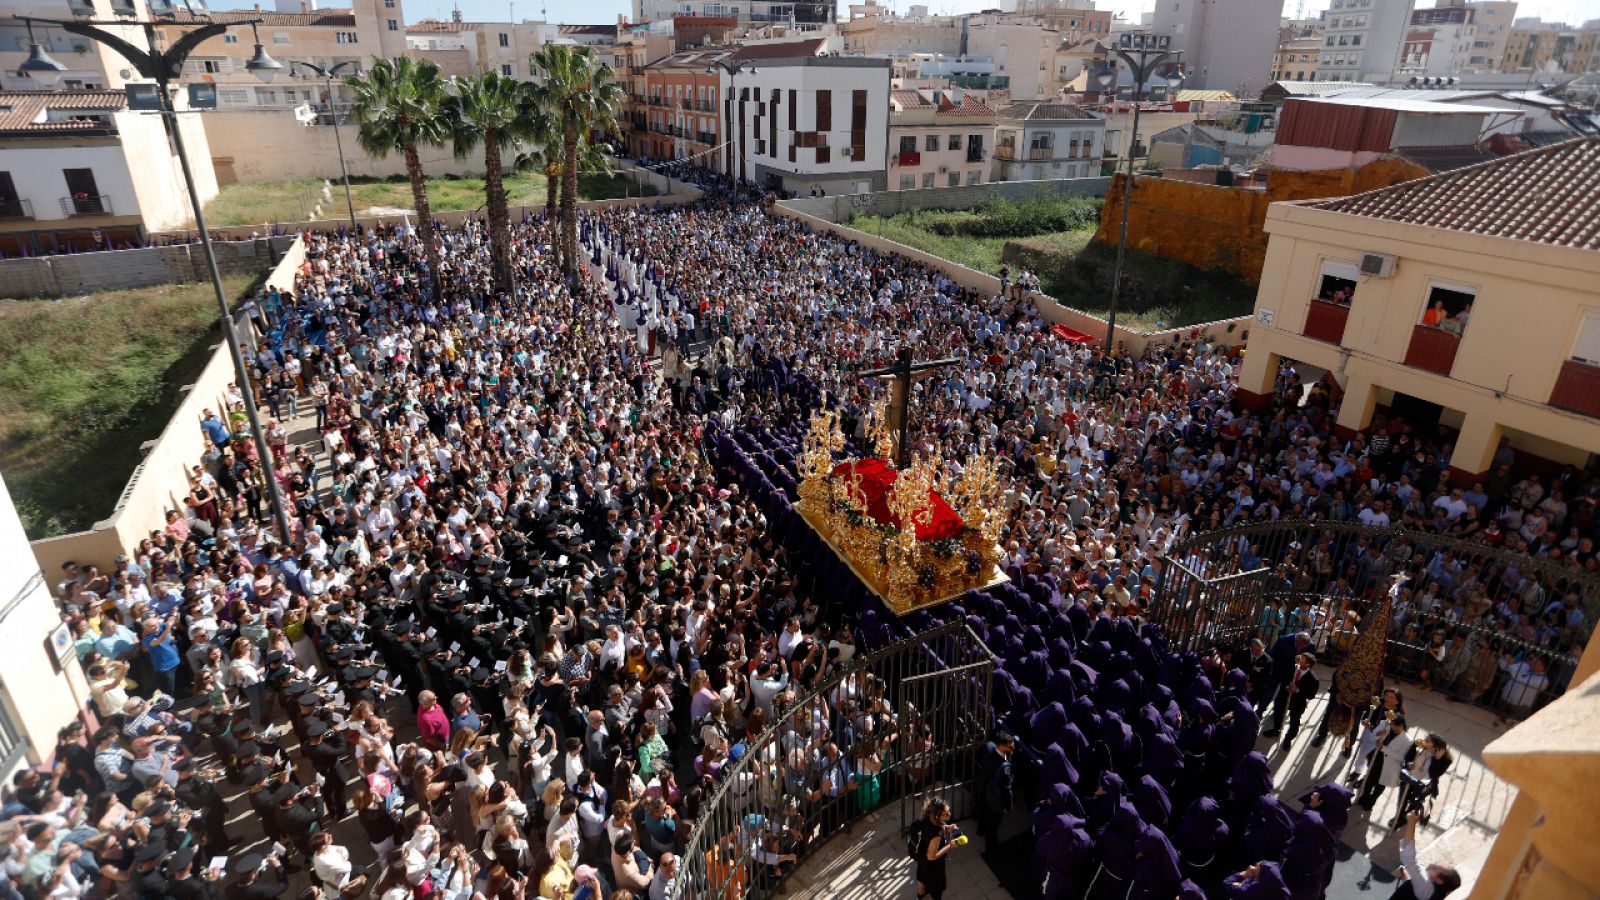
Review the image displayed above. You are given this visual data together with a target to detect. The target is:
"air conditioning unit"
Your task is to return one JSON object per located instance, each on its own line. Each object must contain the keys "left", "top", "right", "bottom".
{"left": 67, "top": 0, "right": 96, "bottom": 15}
{"left": 938, "top": 165, "right": 948, "bottom": 173}
{"left": 1360, "top": 252, "right": 1396, "bottom": 278}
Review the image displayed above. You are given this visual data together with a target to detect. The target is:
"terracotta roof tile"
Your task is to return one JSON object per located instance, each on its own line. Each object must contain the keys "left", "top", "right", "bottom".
{"left": 169, "top": 9, "right": 356, "bottom": 26}
{"left": 1310, "top": 137, "right": 1600, "bottom": 251}
{"left": 732, "top": 38, "right": 826, "bottom": 61}
{"left": 0, "top": 90, "right": 123, "bottom": 136}
{"left": 995, "top": 101, "right": 1096, "bottom": 121}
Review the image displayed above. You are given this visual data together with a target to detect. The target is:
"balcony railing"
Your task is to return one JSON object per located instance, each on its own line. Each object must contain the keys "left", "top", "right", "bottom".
{"left": 1027, "top": 147, "right": 1054, "bottom": 160}
{"left": 1549, "top": 359, "right": 1600, "bottom": 419}
{"left": 994, "top": 145, "right": 1017, "bottom": 160}
{"left": 1303, "top": 299, "right": 1351, "bottom": 344}
{"left": 967, "top": 149, "right": 986, "bottom": 164}
{"left": 695, "top": 131, "right": 716, "bottom": 144}
{"left": 0, "top": 198, "right": 33, "bottom": 219}
{"left": 61, "top": 194, "right": 111, "bottom": 216}
{"left": 1402, "top": 324, "right": 1460, "bottom": 377}
{"left": 896, "top": 151, "right": 922, "bottom": 167}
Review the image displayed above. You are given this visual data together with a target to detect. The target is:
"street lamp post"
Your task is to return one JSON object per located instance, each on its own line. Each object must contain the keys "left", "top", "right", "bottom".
{"left": 1093, "top": 33, "right": 1182, "bottom": 354}
{"left": 293, "top": 59, "right": 360, "bottom": 229}
{"left": 20, "top": 11, "right": 294, "bottom": 546}
{"left": 706, "top": 59, "right": 757, "bottom": 183}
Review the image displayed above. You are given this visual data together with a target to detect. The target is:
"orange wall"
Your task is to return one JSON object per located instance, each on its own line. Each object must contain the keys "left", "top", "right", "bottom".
{"left": 1093, "top": 156, "right": 1430, "bottom": 283}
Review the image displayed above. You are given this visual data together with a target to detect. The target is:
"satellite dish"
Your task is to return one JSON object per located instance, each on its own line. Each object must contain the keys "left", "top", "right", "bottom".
{"left": 120, "top": 68, "right": 133, "bottom": 80}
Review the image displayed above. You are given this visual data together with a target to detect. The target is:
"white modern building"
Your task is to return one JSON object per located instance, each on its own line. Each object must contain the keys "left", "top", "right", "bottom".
{"left": 721, "top": 42, "right": 892, "bottom": 195}
{"left": 992, "top": 100, "right": 1104, "bottom": 181}
{"left": 1314, "top": 0, "right": 1416, "bottom": 83}
{"left": 0, "top": 471, "right": 86, "bottom": 788}
{"left": 1149, "top": 0, "right": 1281, "bottom": 97}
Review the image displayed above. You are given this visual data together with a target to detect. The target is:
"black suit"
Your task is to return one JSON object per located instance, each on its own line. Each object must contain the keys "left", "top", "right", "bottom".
{"left": 1264, "top": 635, "right": 1305, "bottom": 735}
{"left": 977, "top": 742, "right": 1015, "bottom": 852}
{"left": 176, "top": 774, "right": 231, "bottom": 850}
{"left": 301, "top": 731, "right": 353, "bottom": 819}
{"left": 1278, "top": 666, "right": 1320, "bottom": 745}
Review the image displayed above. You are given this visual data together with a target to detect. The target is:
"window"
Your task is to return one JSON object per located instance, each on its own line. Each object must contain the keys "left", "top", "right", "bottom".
{"left": 219, "top": 89, "right": 250, "bottom": 104}
{"left": 502, "top": 64, "right": 513, "bottom": 76}
{"left": 1571, "top": 313, "right": 1600, "bottom": 365}
{"left": 283, "top": 89, "right": 297, "bottom": 103}
{"left": 947, "top": 134, "right": 961, "bottom": 150}
{"left": 924, "top": 134, "right": 938, "bottom": 151}
{"left": 223, "top": 33, "right": 238, "bottom": 43}
{"left": 1316, "top": 260, "right": 1359, "bottom": 305}
{"left": 922, "top": 172, "right": 935, "bottom": 188}
{"left": 1352, "top": 35, "right": 1361, "bottom": 46}
{"left": 387, "top": 19, "right": 398, "bottom": 30}
{"left": 899, "top": 174, "right": 915, "bottom": 190}
{"left": 966, "top": 170, "right": 981, "bottom": 184}
{"left": 336, "top": 32, "right": 358, "bottom": 43}
{"left": 948, "top": 173, "right": 960, "bottom": 186}
{"left": 272, "top": 31, "right": 290, "bottom": 44}
{"left": 499, "top": 33, "right": 510, "bottom": 47}
{"left": 1029, "top": 132, "right": 1053, "bottom": 151}
{"left": 899, "top": 135, "right": 916, "bottom": 154}
{"left": 256, "top": 88, "right": 278, "bottom": 104}
{"left": 1420, "top": 282, "right": 1476, "bottom": 331}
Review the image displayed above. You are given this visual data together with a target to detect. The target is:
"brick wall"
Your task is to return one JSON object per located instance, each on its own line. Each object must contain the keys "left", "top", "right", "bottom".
{"left": 1092, "top": 156, "right": 1431, "bottom": 283}
{"left": 0, "top": 237, "right": 295, "bottom": 299}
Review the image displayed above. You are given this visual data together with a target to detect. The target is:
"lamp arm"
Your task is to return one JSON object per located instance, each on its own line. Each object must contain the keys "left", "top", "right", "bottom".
{"left": 58, "top": 20, "right": 157, "bottom": 77}
{"left": 161, "top": 22, "right": 233, "bottom": 79}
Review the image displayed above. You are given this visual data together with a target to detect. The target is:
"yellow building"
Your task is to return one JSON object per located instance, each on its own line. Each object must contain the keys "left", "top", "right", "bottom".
{"left": 1238, "top": 138, "right": 1600, "bottom": 484}
{"left": 1273, "top": 36, "right": 1322, "bottom": 82}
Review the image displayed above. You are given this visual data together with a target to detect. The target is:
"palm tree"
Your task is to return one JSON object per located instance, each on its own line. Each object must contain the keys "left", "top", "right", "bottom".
{"left": 511, "top": 93, "right": 564, "bottom": 273}
{"left": 530, "top": 43, "right": 624, "bottom": 278}
{"left": 445, "top": 72, "right": 531, "bottom": 290}
{"left": 346, "top": 56, "right": 450, "bottom": 287}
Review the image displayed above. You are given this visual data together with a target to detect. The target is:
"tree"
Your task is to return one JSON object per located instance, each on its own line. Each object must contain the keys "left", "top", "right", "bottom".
{"left": 346, "top": 57, "right": 450, "bottom": 288}
{"left": 529, "top": 43, "right": 624, "bottom": 280}
{"left": 445, "top": 71, "right": 532, "bottom": 291}
{"left": 511, "top": 91, "right": 564, "bottom": 274}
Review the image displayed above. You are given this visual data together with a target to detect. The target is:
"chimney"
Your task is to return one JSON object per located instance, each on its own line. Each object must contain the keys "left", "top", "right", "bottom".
{"left": 950, "top": 86, "right": 965, "bottom": 106}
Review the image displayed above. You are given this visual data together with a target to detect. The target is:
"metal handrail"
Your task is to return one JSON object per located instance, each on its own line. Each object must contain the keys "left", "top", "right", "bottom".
{"left": 668, "top": 619, "right": 995, "bottom": 900}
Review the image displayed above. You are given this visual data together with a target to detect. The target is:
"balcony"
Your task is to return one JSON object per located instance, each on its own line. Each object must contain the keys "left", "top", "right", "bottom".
{"left": 1549, "top": 359, "right": 1600, "bottom": 419}
{"left": 61, "top": 194, "right": 111, "bottom": 216}
{"left": 695, "top": 131, "right": 716, "bottom": 144}
{"left": 1302, "top": 299, "right": 1350, "bottom": 344}
{"left": 1402, "top": 324, "right": 1460, "bottom": 377}
{"left": 1027, "top": 147, "right": 1054, "bottom": 161}
{"left": 994, "top": 145, "right": 1017, "bottom": 160}
{"left": 966, "top": 150, "right": 986, "bottom": 164}
{"left": 896, "top": 151, "right": 921, "bottom": 167}
{"left": 0, "top": 198, "right": 33, "bottom": 219}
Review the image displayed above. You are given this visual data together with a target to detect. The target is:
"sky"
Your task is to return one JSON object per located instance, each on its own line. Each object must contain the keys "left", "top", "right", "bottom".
{"left": 217, "top": 0, "right": 1597, "bottom": 30}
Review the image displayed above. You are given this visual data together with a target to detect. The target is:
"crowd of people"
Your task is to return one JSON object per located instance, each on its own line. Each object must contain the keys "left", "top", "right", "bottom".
{"left": 11, "top": 168, "right": 1597, "bottom": 900}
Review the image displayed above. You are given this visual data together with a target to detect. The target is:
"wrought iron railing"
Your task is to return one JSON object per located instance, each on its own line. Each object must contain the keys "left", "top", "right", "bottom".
{"left": 1151, "top": 519, "right": 1599, "bottom": 718}
{"left": 669, "top": 620, "right": 995, "bottom": 900}
{"left": 62, "top": 194, "right": 112, "bottom": 216}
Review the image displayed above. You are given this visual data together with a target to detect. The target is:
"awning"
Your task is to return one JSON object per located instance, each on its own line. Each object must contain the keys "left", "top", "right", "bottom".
{"left": 1052, "top": 324, "right": 1095, "bottom": 343}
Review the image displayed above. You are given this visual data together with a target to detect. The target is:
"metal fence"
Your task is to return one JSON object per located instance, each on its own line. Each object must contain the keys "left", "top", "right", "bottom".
{"left": 1151, "top": 519, "right": 1600, "bottom": 718}
{"left": 669, "top": 620, "right": 995, "bottom": 900}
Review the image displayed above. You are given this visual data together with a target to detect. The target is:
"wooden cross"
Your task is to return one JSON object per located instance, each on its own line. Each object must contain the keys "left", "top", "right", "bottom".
{"left": 859, "top": 346, "right": 961, "bottom": 470}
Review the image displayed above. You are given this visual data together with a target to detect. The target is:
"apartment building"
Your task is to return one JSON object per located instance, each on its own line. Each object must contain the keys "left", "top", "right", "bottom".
{"left": 992, "top": 100, "right": 1103, "bottom": 181}
{"left": 406, "top": 17, "right": 556, "bottom": 79}
{"left": 1313, "top": 0, "right": 1415, "bottom": 83}
{"left": 1500, "top": 19, "right": 1600, "bottom": 75}
{"left": 1239, "top": 138, "right": 1600, "bottom": 483}
{"left": 631, "top": 0, "right": 833, "bottom": 30}
{"left": 1150, "top": 0, "right": 1281, "bottom": 96}
{"left": 1273, "top": 36, "right": 1323, "bottom": 82}
{"left": 0, "top": 88, "right": 217, "bottom": 254}
{"left": 1012, "top": 0, "right": 1111, "bottom": 44}
{"left": 888, "top": 87, "right": 995, "bottom": 190}
{"left": 638, "top": 45, "right": 728, "bottom": 163}
{"left": 721, "top": 41, "right": 891, "bottom": 194}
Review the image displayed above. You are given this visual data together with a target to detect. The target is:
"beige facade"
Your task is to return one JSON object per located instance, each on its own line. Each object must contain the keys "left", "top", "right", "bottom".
{"left": 1273, "top": 36, "right": 1323, "bottom": 82}
{"left": 407, "top": 18, "right": 555, "bottom": 80}
{"left": 888, "top": 88, "right": 996, "bottom": 190}
{"left": 200, "top": 107, "right": 490, "bottom": 184}
{"left": 1238, "top": 143, "right": 1600, "bottom": 484}
{"left": 1500, "top": 22, "right": 1600, "bottom": 75}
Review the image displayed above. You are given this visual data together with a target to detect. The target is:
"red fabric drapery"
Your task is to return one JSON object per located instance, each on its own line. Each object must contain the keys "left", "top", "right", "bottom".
{"left": 1051, "top": 323, "right": 1095, "bottom": 343}
{"left": 829, "top": 457, "right": 965, "bottom": 541}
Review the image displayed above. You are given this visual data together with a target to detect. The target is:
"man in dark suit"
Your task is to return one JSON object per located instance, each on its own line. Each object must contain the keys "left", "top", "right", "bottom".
{"left": 977, "top": 731, "right": 1017, "bottom": 855}
{"left": 1278, "top": 652, "right": 1320, "bottom": 748}
{"left": 1262, "top": 632, "right": 1311, "bottom": 737}
{"left": 300, "top": 720, "right": 353, "bottom": 820}
{"left": 1246, "top": 639, "right": 1274, "bottom": 710}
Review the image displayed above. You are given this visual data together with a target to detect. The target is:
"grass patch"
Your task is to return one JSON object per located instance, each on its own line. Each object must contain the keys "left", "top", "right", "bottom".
{"left": 846, "top": 196, "right": 1255, "bottom": 330}
{"left": 0, "top": 275, "right": 257, "bottom": 538}
{"left": 206, "top": 170, "right": 656, "bottom": 226}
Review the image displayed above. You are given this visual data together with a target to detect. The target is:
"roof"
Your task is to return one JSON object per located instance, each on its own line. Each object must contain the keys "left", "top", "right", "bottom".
{"left": 558, "top": 24, "right": 617, "bottom": 35}
{"left": 732, "top": 38, "right": 827, "bottom": 61}
{"left": 890, "top": 89, "right": 995, "bottom": 117}
{"left": 407, "top": 20, "right": 476, "bottom": 32}
{"left": 1396, "top": 144, "right": 1503, "bottom": 173}
{"left": 1269, "top": 80, "right": 1377, "bottom": 96}
{"left": 0, "top": 90, "right": 123, "bottom": 136}
{"left": 1150, "top": 122, "right": 1222, "bottom": 148}
{"left": 646, "top": 47, "right": 738, "bottom": 69}
{"left": 1174, "top": 89, "right": 1235, "bottom": 102}
{"left": 1309, "top": 137, "right": 1600, "bottom": 251}
{"left": 995, "top": 101, "right": 1097, "bottom": 121}
{"left": 169, "top": 8, "right": 356, "bottom": 26}
{"left": 1304, "top": 95, "right": 1508, "bottom": 115}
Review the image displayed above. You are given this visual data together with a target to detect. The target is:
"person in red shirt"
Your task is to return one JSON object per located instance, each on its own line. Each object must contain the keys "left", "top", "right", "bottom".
{"left": 417, "top": 690, "right": 450, "bottom": 752}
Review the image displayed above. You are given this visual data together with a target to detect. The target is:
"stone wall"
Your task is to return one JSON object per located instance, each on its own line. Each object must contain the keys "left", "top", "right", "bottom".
{"left": 28, "top": 237, "right": 303, "bottom": 580}
{"left": 783, "top": 176, "right": 1113, "bottom": 224}
{"left": 1092, "top": 156, "right": 1432, "bottom": 284}
{"left": 203, "top": 109, "right": 492, "bottom": 184}
{"left": 0, "top": 237, "right": 295, "bottom": 299}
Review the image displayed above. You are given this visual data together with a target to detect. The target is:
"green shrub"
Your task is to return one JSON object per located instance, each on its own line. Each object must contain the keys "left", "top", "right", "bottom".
{"left": 922, "top": 197, "right": 1103, "bottom": 238}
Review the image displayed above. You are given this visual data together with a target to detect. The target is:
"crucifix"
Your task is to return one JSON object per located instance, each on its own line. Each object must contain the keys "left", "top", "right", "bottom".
{"left": 859, "top": 346, "right": 961, "bottom": 470}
